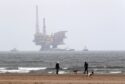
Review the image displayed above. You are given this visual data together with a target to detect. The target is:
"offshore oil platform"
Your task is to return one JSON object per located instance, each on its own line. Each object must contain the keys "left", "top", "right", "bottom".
{"left": 33, "top": 5, "right": 67, "bottom": 51}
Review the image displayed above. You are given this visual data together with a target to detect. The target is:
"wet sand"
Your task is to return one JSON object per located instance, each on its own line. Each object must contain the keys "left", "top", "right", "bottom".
{"left": 0, "top": 74, "right": 125, "bottom": 84}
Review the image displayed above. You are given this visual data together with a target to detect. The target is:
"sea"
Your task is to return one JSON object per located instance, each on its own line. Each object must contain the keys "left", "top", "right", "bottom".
{"left": 0, "top": 51, "right": 125, "bottom": 74}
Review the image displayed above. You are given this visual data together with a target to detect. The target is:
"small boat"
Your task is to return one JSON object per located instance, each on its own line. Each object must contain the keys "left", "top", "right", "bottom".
{"left": 10, "top": 48, "right": 18, "bottom": 52}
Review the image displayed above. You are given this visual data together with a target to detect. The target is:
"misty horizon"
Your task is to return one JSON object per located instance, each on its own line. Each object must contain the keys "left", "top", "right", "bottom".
{"left": 0, "top": 0, "right": 125, "bottom": 51}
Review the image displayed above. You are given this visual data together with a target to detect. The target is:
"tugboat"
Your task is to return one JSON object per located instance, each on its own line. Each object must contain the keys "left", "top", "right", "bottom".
{"left": 10, "top": 48, "right": 18, "bottom": 52}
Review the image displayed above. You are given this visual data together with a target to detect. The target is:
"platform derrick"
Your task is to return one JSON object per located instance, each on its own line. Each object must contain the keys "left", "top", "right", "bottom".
{"left": 33, "top": 5, "right": 67, "bottom": 51}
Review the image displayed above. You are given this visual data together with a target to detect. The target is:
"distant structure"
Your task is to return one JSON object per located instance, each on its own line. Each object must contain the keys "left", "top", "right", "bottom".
{"left": 10, "top": 48, "right": 18, "bottom": 52}
{"left": 83, "top": 46, "right": 89, "bottom": 51}
{"left": 33, "top": 5, "right": 67, "bottom": 50}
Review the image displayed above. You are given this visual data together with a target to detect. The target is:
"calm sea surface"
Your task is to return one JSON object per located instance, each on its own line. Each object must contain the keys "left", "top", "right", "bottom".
{"left": 0, "top": 51, "right": 125, "bottom": 74}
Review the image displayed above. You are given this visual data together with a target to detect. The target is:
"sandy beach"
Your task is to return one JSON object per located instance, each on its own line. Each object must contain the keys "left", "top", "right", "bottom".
{"left": 0, "top": 74, "right": 124, "bottom": 84}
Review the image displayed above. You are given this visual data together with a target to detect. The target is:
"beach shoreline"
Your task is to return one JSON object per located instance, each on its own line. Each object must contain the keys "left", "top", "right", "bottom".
{"left": 0, "top": 74, "right": 125, "bottom": 84}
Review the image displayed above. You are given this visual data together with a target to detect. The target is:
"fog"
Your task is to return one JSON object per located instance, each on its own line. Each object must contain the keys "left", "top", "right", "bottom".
{"left": 0, "top": 0, "right": 125, "bottom": 51}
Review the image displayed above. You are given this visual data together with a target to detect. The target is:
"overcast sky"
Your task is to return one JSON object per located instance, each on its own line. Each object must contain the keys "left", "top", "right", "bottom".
{"left": 0, "top": 0, "right": 125, "bottom": 51}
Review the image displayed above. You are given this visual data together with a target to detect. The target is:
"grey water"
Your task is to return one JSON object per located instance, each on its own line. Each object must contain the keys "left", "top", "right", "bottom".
{"left": 0, "top": 51, "right": 125, "bottom": 74}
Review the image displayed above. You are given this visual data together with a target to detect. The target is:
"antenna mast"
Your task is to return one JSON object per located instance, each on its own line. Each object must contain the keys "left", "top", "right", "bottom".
{"left": 43, "top": 18, "right": 46, "bottom": 35}
{"left": 36, "top": 5, "right": 40, "bottom": 33}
